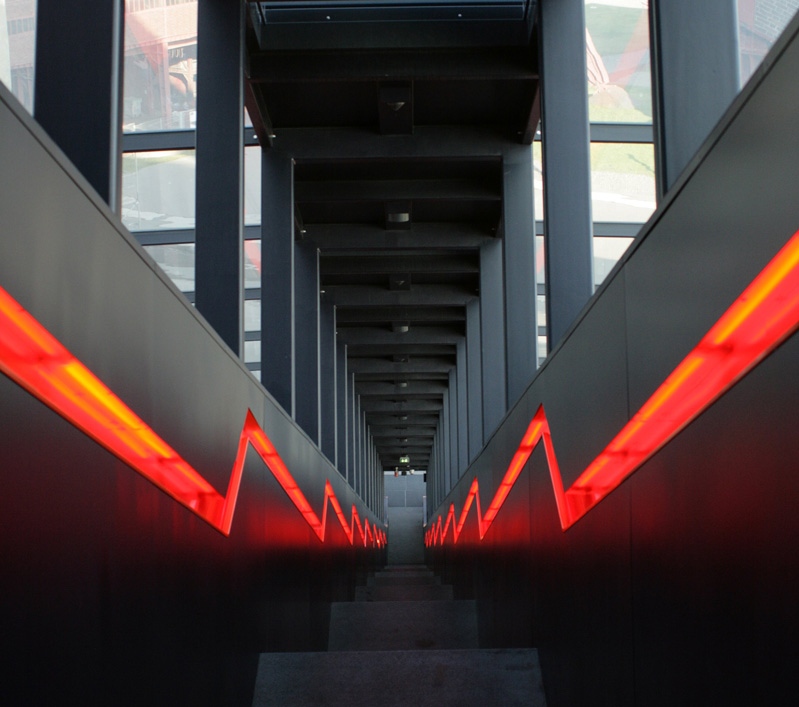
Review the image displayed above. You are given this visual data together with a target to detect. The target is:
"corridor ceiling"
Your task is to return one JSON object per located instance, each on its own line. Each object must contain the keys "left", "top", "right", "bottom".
{"left": 245, "top": 1, "right": 540, "bottom": 470}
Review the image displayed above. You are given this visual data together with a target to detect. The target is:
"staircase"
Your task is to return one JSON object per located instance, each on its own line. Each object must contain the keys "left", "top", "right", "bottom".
{"left": 251, "top": 564, "right": 547, "bottom": 706}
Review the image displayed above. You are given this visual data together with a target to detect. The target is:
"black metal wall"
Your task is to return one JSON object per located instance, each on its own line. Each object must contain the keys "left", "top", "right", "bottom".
{"left": 427, "top": 15, "right": 799, "bottom": 707}
{"left": 0, "top": 85, "right": 385, "bottom": 705}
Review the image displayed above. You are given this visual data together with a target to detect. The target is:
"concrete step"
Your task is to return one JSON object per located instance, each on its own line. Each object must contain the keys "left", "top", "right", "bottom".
{"left": 354, "top": 582, "right": 453, "bottom": 602}
{"left": 367, "top": 573, "right": 441, "bottom": 587}
{"left": 328, "top": 599, "right": 478, "bottom": 651}
{"left": 252, "top": 648, "right": 547, "bottom": 707}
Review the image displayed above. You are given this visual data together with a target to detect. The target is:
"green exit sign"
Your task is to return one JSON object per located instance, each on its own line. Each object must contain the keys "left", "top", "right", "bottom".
{"left": 399, "top": 455, "right": 410, "bottom": 464}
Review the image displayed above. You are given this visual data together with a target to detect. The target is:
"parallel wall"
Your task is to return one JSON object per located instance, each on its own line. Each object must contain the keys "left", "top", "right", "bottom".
{"left": 426, "top": 14, "right": 799, "bottom": 706}
{"left": 0, "top": 82, "right": 385, "bottom": 705}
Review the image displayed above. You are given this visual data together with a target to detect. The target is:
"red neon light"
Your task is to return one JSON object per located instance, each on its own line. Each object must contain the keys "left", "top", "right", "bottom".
{"left": 427, "top": 229, "right": 799, "bottom": 545}
{"left": 0, "top": 285, "right": 382, "bottom": 544}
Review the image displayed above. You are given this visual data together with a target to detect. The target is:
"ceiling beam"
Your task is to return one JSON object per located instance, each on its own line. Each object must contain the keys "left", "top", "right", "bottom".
{"left": 347, "top": 344, "right": 456, "bottom": 358}
{"left": 336, "top": 308, "right": 465, "bottom": 324}
{"left": 306, "top": 223, "right": 494, "bottom": 251}
{"left": 359, "top": 400, "right": 444, "bottom": 413}
{"left": 371, "top": 427, "right": 437, "bottom": 438}
{"left": 249, "top": 47, "right": 537, "bottom": 83}
{"left": 355, "top": 382, "right": 448, "bottom": 397}
{"left": 295, "top": 179, "right": 500, "bottom": 203}
{"left": 321, "top": 254, "right": 478, "bottom": 277}
{"left": 327, "top": 285, "right": 475, "bottom": 308}
{"left": 338, "top": 326, "right": 463, "bottom": 346}
{"left": 349, "top": 358, "right": 454, "bottom": 375}
{"left": 367, "top": 414, "right": 441, "bottom": 427}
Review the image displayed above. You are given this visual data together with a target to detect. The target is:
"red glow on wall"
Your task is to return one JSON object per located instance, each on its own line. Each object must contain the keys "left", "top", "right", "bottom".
{"left": 428, "top": 229, "right": 799, "bottom": 545}
{"left": 0, "top": 285, "right": 383, "bottom": 545}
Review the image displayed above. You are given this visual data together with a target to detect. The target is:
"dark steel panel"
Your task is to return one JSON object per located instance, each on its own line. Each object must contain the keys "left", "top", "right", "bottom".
{"left": 480, "top": 239, "right": 507, "bottom": 438}
{"left": 538, "top": 0, "right": 594, "bottom": 349}
{"left": 261, "top": 150, "right": 296, "bottom": 415}
{"left": 294, "top": 241, "right": 321, "bottom": 443}
{"left": 195, "top": 0, "right": 245, "bottom": 354}
{"left": 320, "top": 300, "right": 336, "bottom": 460}
{"left": 650, "top": 1, "right": 740, "bottom": 194}
{"left": 34, "top": 0, "right": 122, "bottom": 209}
{"left": 0, "top": 89, "right": 385, "bottom": 703}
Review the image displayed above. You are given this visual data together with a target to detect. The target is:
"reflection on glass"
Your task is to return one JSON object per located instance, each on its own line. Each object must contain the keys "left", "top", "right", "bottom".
{"left": 244, "top": 298, "right": 260, "bottom": 332}
{"left": 585, "top": 0, "right": 652, "bottom": 123}
{"left": 537, "top": 294, "right": 547, "bottom": 326}
{"left": 594, "top": 236, "right": 633, "bottom": 287}
{"left": 535, "top": 234, "right": 546, "bottom": 285}
{"left": 244, "top": 240, "right": 261, "bottom": 289}
{"left": 1, "top": 0, "right": 36, "bottom": 113}
{"left": 532, "top": 141, "right": 544, "bottom": 219}
{"left": 244, "top": 340, "right": 260, "bottom": 364}
{"left": 738, "top": 0, "right": 799, "bottom": 85}
{"left": 123, "top": 0, "right": 198, "bottom": 132}
{"left": 590, "top": 142, "right": 655, "bottom": 222}
{"left": 122, "top": 150, "right": 196, "bottom": 231}
{"left": 144, "top": 243, "right": 195, "bottom": 292}
{"left": 538, "top": 335, "right": 548, "bottom": 363}
{"left": 245, "top": 146, "right": 261, "bottom": 226}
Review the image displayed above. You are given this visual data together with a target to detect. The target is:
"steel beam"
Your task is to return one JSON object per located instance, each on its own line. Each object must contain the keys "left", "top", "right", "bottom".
{"left": 650, "top": 1, "right": 740, "bottom": 196}
{"left": 480, "top": 240, "right": 507, "bottom": 439}
{"left": 35, "top": 0, "right": 123, "bottom": 210}
{"left": 261, "top": 150, "right": 295, "bottom": 415}
{"left": 194, "top": 0, "right": 245, "bottom": 354}
{"left": 295, "top": 241, "right": 321, "bottom": 443}
{"left": 326, "top": 285, "right": 476, "bottom": 308}
{"left": 306, "top": 223, "right": 494, "bottom": 251}
{"left": 320, "top": 299, "right": 336, "bottom": 460}
{"left": 539, "top": 0, "right": 594, "bottom": 350}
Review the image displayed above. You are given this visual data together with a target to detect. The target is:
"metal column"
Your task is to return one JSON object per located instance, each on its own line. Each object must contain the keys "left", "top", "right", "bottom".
{"left": 538, "top": 0, "right": 594, "bottom": 349}
{"left": 466, "top": 298, "right": 483, "bottom": 461}
{"left": 650, "top": 1, "right": 740, "bottom": 196}
{"left": 35, "top": 0, "right": 124, "bottom": 210}
{"left": 502, "top": 144, "right": 538, "bottom": 403}
{"left": 294, "top": 241, "right": 320, "bottom": 444}
{"left": 261, "top": 150, "right": 295, "bottom": 415}
{"left": 194, "top": 0, "right": 244, "bottom": 354}
{"left": 456, "top": 338, "right": 469, "bottom": 476}
{"left": 320, "top": 299, "right": 336, "bottom": 460}
{"left": 480, "top": 240, "right": 506, "bottom": 440}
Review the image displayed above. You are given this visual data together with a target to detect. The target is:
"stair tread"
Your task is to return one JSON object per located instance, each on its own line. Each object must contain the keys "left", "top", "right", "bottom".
{"left": 252, "top": 648, "right": 546, "bottom": 707}
{"left": 328, "top": 599, "right": 478, "bottom": 651}
{"left": 355, "top": 583, "right": 453, "bottom": 601}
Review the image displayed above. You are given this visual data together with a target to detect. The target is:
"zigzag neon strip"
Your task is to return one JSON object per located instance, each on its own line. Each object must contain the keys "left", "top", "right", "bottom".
{"left": 428, "top": 228, "right": 799, "bottom": 545}
{"left": 0, "top": 285, "right": 382, "bottom": 544}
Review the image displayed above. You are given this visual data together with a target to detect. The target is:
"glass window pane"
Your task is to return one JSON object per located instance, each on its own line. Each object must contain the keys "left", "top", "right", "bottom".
{"left": 593, "top": 236, "right": 633, "bottom": 287}
{"left": 1, "top": 0, "right": 37, "bottom": 113}
{"left": 590, "top": 142, "right": 656, "bottom": 222}
{"left": 144, "top": 243, "right": 195, "bottom": 292}
{"left": 244, "top": 340, "right": 260, "bottom": 364}
{"left": 738, "top": 0, "right": 799, "bottom": 86}
{"left": 244, "top": 146, "right": 261, "bottom": 226}
{"left": 535, "top": 235, "right": 545, "bottom": 284}
{"left": 532, "top": 141, "right": 544, "bottom": 219}
{"left": 244, "top": 299, "right": 260, "bottom": 332}
{"left": 122, "top": 150, "right": 196, "bottom": 231}
{"left": 585, "top": 0, "right": 652, "bottom": 123}
{"left": 123, "top": 0, "right": 198, "bottom": 132}
{"left": 244, "top": 240, "right": 261, "bottom": 289}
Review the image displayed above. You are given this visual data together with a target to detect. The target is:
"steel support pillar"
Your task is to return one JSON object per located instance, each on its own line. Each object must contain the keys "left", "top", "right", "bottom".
{"left": 320, "top": 299, "right": 336, "bottom": 460}
{"left": 448, "top": 368, "right": 458, "bottom": 489}
{"left": 294, "top": 242, "right": 320, "bottom": 444}
{"left": 538, "top": 0, "right": 594, "bottom": 350}
{"left": 650, "top": 1, "right": 740, "bottom": 197}
{"left": 336, "top": 340, "right": 348, "bottom": 471}
{"left": 466, "top": 299, "right": 483, "bottom": 461}
{"left": 503, "top": 145, "right": 538, "bottom": 403}
{"left": 480, "top": 240, "right": 506, "bottom": 440}
{"left": 261, "top": 151, "right": 295, "bottom": 415}
{"left": 347, "top": 373, "right": 355, "bottom": 485}
{"left": 194, "top": 0, "right": 244, "bottom": 354}
{"left": 35, "top": 0, "right": 123, "bottom": 210}
{"left": 456, "top": 338, "right": 469, "bottom": 476}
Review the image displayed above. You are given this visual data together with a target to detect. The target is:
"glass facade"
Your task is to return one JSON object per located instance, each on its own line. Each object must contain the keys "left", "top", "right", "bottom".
{"left": 144, "top": 243, "right": 194, "bottom": 292}
{"left": 589, "top": 142, "right": 656, "bottom": 223}
{"left": 122, "top": 150, "right": 196, "bottom": 231}
{"left": 585, "top": 0, "right": 652, "bottom": 123}
{"left": 738, "top": 0, "right": 799, "bottom": 85}
{"left": 123, "top": 0, "right": 198, "bottom": 133}
{"left": 0, "top": 0, "right": 36, "bottom": 113}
